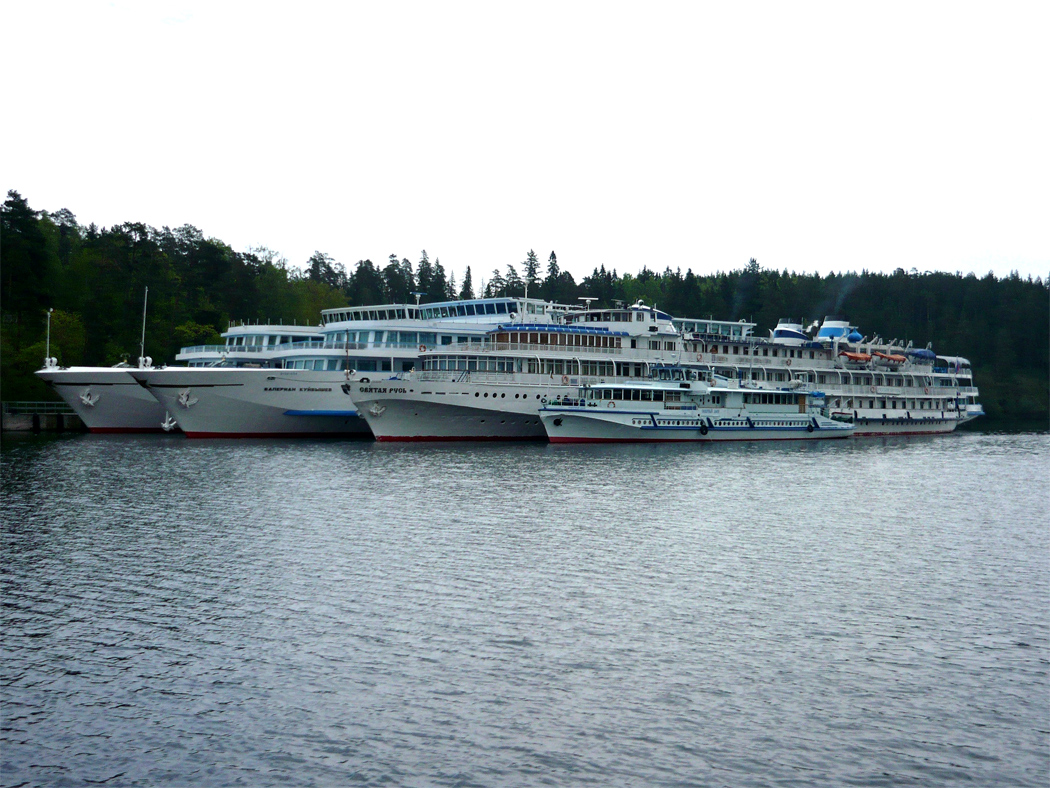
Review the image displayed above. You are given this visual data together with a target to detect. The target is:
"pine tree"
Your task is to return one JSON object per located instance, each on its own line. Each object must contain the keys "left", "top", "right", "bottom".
{"left": 383, "top": 254, "right": 412, "bottom": 302}
{"left": 459, "top": 266, "right": 475, "bottom": 299}
{"left": 505, "top": 264, "right": 523, "bottom": 297}
{"left": 543, "top": 251, "right": 560, "bottom": 300}
{"left": 524, "top": 250, "right": 540, "bottom": 292}
{"left": 432, "top": 258, "right": 449, "bottom": 300}
{"left": 416, "top": 250, "right": 433, "bottom": 300}
{"left": 485, "top": 268, "right": 506, "bottom": 297}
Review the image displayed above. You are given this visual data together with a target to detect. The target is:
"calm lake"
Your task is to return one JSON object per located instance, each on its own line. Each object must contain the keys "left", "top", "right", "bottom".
{"left": 2, "top": 431, "right": 1048, "bottom": 787}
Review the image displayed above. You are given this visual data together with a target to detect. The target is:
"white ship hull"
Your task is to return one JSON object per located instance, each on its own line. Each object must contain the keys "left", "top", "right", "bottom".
{"left": 850, "top": 414, "right": 965, "bottom": 436}
{"left": 353, "top": 375, "right": 980, "bottom": 441}
{"left": 35, "top": 367, "right": 175, "bottom": 433}
{"left": 540, "top": 408, "right": 854, "bottom": 443}
{"left": 352, "top": 379, "right": 548, "bottom": 441}
{"left": 130, "top": 368, "right": 369, "bottom": 438}
{"left": 350, "top": 377, "right": 572, "bottom": 441}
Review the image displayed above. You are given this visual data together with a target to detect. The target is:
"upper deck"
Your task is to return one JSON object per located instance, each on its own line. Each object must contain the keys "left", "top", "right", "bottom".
{"left": 320, "top": 297, "right": 579, "bottom": 327}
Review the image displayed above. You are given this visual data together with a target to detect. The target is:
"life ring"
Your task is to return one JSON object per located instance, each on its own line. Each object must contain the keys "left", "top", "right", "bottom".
{"left": 696, "top": 353, "right": 703, "bottom": 361}
{"left": 699, "top": 423, "right": 708, "bottom": 435}
{"left": 869, "top": 386, "right": 876, "bottom": 393}
{"left": 540, "top": 397, "right": 548, "bottom": 405}
{"left": 561, "top": 375, "right": 568, "bottom": 385}
{"left": 360, "top": 377, "right": 370, "bottom": 383}
{"left": 924, "top": 386, "right": 930, "bottom": 394}
{"left": 607, "top": 401, "right": 615, "bottom": 408}
{"left": 785, "top": 359, "right": 791, "bottom": 367}
{"left": 418, "top": 344, "right": 426, "bottom": 353}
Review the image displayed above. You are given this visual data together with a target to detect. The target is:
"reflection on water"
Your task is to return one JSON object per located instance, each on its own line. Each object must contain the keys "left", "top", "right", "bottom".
{"left": 2, "top": 432, "right": 1048, "bottom": 787}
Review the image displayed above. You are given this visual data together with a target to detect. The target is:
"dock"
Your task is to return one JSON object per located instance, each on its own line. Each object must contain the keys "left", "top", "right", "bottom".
{"left": 1, "top": 402, "right": 87, "bottom": 433}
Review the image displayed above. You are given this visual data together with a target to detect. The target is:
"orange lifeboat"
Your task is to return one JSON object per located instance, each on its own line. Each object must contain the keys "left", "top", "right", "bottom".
{"left": 873, "top": 351, "right": 907, "bottom": 366}
{"left": 838, "top": 351, "right": 872, "bottom": 364}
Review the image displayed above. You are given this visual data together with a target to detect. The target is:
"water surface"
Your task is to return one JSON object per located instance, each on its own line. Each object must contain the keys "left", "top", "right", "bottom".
{"left": 2, "top": 432, "right": 1048, "bottom": 786}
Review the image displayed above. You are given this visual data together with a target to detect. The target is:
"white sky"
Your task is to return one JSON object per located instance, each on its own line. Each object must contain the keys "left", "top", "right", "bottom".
{"left": 3, "top": 1, "right": 1048, "bottom": 285}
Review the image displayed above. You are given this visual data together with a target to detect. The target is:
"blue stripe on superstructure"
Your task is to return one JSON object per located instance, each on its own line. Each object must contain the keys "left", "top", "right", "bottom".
{"left": 492, "top": 323, "right": 629, "bottom": 336}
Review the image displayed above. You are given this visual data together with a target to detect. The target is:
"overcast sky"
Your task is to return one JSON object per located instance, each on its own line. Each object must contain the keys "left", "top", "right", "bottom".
{"left": 4, "top": 1, "right": 1047, "bottom": 286}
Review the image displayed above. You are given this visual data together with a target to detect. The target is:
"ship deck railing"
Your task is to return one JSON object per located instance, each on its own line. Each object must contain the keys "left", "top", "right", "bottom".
{"left": 823, "top": 384, "right": 972, "bottom": 397}
{"left": 439, "top": 341, "right": 623, "bottom": 356}
{"left": 412, "top": 371, "right": 618, "bottom": 386}
{"left": 179, "top": 340, "right": 441, "bottom": 356}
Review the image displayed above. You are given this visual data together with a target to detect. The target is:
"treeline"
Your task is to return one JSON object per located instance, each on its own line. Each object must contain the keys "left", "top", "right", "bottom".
{"left": 2, "top": 190, "right": 1047, "bottom": 423}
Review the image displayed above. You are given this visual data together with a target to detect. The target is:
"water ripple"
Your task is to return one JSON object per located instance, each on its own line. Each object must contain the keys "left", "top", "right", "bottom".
{"left": 2, "top": 432, "right": 1048, "bottom": 787}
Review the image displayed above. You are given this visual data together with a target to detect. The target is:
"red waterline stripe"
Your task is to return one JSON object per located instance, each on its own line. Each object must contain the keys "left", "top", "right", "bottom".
{"left": 375, "top": 435, "right": 545, "bottom": 442}
{"left": 183, "top": 431, "right": 370, "bottom": 439}
{"left": 89, "top": 427, "right": 173, "bottom": 434}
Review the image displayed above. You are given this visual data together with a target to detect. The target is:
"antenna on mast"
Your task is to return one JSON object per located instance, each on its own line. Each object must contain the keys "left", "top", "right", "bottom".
{"left": 411, "top": 291, "right": 426, "bottom": 306}
{"left": 577, "top": 296, "right": 597, "bottom": 310}
{"left": 138, "top": 287, "right": 149, "bottom": 367}
{"left": 44, "top": 308, "right": 54, "bottom": 367}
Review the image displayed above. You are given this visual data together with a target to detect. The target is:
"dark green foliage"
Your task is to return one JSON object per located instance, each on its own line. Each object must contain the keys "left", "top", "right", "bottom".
{"left": 523, "top": 250, "right": 540, "bottom": 291}
{"left": 484, "top": 268, "right": 506, "bottom": 297}
{"left": 1, "top": 192, "right": 1045, "bottom": 423}
{"left": 459, "top": 266, "right": 474, "bottom": 300}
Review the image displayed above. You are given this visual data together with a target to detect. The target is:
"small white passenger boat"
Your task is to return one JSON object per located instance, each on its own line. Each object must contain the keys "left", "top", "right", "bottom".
{"left": 539, "top": 366, "right": 855, "bottom": 443}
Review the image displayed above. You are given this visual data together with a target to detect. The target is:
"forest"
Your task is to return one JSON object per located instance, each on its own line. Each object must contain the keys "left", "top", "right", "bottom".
{"left": 3, "top": 190, "right": 1047, "bottom": 425}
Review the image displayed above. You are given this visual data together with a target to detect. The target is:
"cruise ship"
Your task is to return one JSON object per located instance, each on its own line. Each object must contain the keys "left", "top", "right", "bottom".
{"left": 349, "top": 311, "right": 983, "bottom": 440}
{"left": 349, "top": 301, "right": 688, "bottom": 440}
{"left": 130, "top": 297, "right": 576, "bottom": 437}
{"left": 681, "top": 316, "right": 983, "bottom": 436}
{"left": 539, "top": 365, "right": 855, "bottom": 442}
{"left": 35, "top": 322, "right": 323, "bottom": 433}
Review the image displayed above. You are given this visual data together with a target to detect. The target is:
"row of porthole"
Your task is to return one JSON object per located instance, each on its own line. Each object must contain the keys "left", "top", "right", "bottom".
{"left": 473, "top": 392, "right": 543, "bottom": 399}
